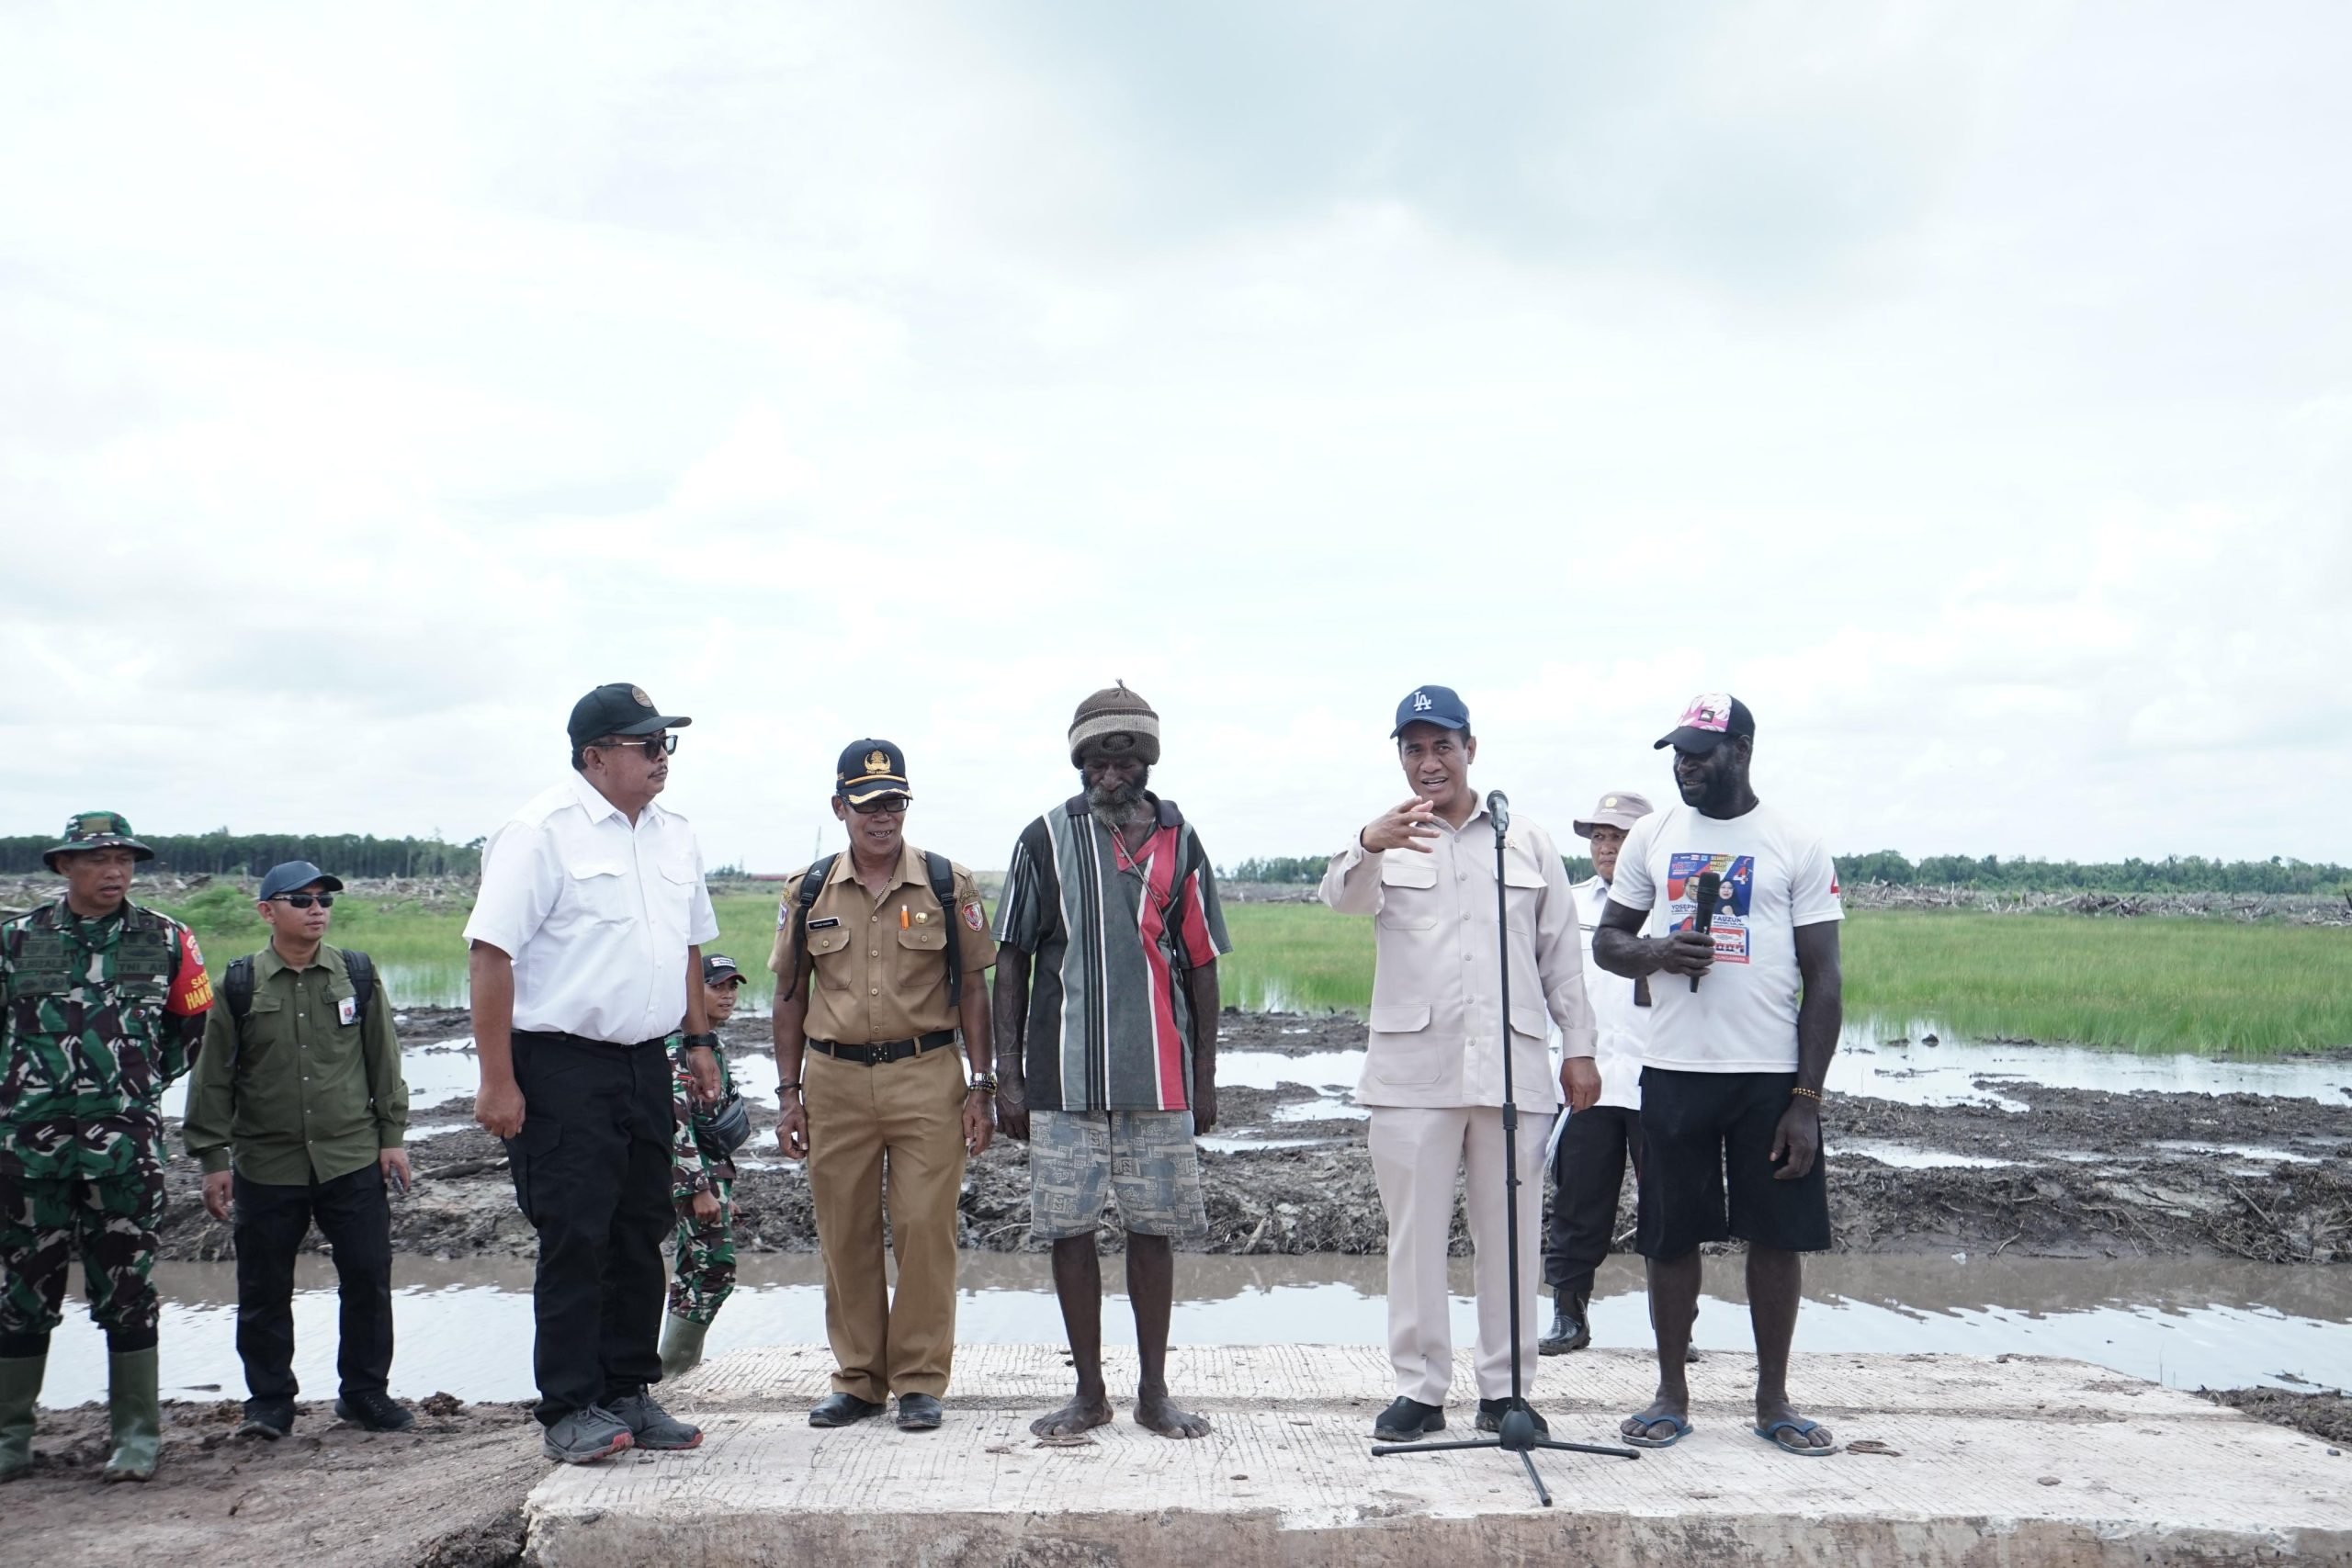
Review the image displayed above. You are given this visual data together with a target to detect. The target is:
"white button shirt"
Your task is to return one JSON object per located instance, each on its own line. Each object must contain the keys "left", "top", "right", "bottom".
{"left": 1572, "top": 875, "right": 1652, "bottom": 1111}
{"left": 1319, "top": 805, "right": 1596, "bottom": 1111}
{"left": 463, "top": 770, "right": 721, "bottom": 1044}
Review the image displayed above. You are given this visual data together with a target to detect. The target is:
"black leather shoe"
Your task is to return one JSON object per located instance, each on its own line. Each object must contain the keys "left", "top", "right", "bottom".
{"left": 1371, "top": 1396, "right": 1445, "bottom": 1442}
{"left": 1476, "top": 1398, "right": 1550, "bottom": 1436}
{"left": 238, "top": 1401, "right": 296, "bottom": 1439}
{"left": 1537, "top": 1291, "right": 1591, "bottom": 1356}
{"left": 895, "top": 1393, "right": 944, "bottom": 1431}
{"left": 334, "top": 1391, "right": 414, "bottom": 1432}
{"left": 808, "top": 1392, "right": 887, "bottom": 1428}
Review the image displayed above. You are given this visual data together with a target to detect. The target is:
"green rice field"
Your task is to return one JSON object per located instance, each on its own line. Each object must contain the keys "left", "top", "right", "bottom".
{"left": 150, "top": 886, "right": 2352, "bottom": 1055}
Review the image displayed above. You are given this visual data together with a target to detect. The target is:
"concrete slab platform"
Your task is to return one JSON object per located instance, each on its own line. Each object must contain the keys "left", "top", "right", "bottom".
{"left": 527, "top": 1346, "right": 2350, "bottom": 1565}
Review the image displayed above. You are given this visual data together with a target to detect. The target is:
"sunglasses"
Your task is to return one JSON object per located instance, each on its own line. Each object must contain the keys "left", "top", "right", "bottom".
{"left": 270, "top": 892, "right": 335, "bottom": 908}
{"left": 848, "top": 795, "right": 909, "bottom": 816}
{"left": 593, "top": 733, "right": 678, "bottom": 760}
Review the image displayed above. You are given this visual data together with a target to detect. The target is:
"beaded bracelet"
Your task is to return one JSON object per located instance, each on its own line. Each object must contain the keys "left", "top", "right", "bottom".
{"left": 1790, "top": 1086, "right": 1823, "bottom": 1102}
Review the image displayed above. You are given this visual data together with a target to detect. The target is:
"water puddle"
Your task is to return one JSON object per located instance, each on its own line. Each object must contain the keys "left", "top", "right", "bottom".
{"left": 2145, "top": 1141, "right": 2324, "bottom": 1164}
{"left": 1832, "top": 1140, "right": 2016, "bottom": 1170}
{"left": 31, "top": 1252, "right": 2347, "bottom": 1408}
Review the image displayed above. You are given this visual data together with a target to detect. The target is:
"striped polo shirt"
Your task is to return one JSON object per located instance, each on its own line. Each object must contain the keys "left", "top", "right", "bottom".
{"left": 995, "top": 794, "right": 1231, "bottom": 1113}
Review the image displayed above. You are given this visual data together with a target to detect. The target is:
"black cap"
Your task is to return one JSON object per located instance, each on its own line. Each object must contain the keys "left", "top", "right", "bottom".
{"left": 258, "top": 861, "right": 345, "bottom": 900}
{"left": 1391, "top": 684, "right": 1471, "bottom": 738}
{"left": 702, "top": 953, "right": 745, "bottom": 986}
{"left": 835, "top": 739, "right": 910, "bottom": 804}
{"left": 568, "top": 682, "right": 692, "bottom": 746}
{"left": 1654, "top": 693, "right": 1756, "bottom": 753}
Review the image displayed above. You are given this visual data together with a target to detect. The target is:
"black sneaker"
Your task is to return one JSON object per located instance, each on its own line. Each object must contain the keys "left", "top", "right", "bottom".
{"left": 1371, "top": 1396, "right": 1445, "bottom": 1442}
{"left": 334, "top": 1391, "right": 414, "bottom": 1432}
{"left": 1476, "top": 1398, "right": 1550, "bottom": 1436}
{"left": 238, "top": 1402, "right": 296, "bottom": 1439}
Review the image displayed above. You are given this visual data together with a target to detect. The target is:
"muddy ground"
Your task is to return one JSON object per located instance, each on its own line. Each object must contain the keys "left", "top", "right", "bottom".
{"left": 150, "top": 1009, "right": 2352, "bottom": 1269}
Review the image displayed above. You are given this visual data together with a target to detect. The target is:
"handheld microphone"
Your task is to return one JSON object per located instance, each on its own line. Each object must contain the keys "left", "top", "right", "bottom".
{"left": 1690, "top": 869, "right": 1722, "bottom": 992}
{"left": 1486, "top": 790, "right": 1510, "bottom": 835}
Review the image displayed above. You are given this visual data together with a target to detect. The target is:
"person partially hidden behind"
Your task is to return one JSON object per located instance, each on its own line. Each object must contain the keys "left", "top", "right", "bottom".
{"left": 658, "top": 953, "right": 755, "bottom": 1381}
{"left": 185, "top": 860, "right": 413, "bottom": 1439}
{"left": 1590, "top": 694, "right": 1843, "bottom": 1456}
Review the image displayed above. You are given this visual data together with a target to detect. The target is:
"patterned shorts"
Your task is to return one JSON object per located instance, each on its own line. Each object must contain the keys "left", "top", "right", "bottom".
{"left": 1029, "top": 1110, "right": 1206, "bottom": 1240}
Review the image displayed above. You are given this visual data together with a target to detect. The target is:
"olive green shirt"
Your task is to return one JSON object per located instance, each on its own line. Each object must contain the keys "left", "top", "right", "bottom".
{"left": 184, "top": 942, "right": 407, "bottom": 1185}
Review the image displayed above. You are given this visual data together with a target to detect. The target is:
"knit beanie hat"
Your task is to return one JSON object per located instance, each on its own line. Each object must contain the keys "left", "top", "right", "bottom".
{"left": 1069, "top": 681, "right": 1161, "bottom": 766}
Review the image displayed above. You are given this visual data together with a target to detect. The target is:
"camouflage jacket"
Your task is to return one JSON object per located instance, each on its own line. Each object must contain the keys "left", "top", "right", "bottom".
{"left": 1, "top": 897, "right": 211, "bottom": 1140}
{"left": 670, "top": 1035, "right": 738, "bottom": 1204}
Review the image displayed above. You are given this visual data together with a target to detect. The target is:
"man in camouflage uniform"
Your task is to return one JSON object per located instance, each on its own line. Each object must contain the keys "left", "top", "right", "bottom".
{"left": 660, "top": 953, "right": 750, "bottom": 1378}
{"left": 1, "top": 812, "right": 212, "bottom": 1483}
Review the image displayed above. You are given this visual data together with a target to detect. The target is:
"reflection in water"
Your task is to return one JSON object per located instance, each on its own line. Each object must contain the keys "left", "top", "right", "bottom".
{"left": 35, "top": 1251, "right": 2351, "bottom": 1408}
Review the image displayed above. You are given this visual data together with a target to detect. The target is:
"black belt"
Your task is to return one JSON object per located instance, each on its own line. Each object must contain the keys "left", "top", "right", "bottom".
{"left": 514, "top": 1029, "right": 669, "bottom": 1051}
{"left": 806, "top": 1031, "right": 956, "bottom": 1066}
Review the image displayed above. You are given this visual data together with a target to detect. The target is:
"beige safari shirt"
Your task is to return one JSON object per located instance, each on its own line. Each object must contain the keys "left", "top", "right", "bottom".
{"left": 769, "top": 842, "right": 995, "bottom": 1043}
{"left": 1319, "top": 805, "right": 1596, "bottom": 1110}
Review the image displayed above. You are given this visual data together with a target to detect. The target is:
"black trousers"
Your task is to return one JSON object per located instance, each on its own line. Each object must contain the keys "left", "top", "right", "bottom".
{"left": 503, "top": 1030, "right": 674, "bottom": 1427}
{"left": 1542, "top": 1104, "right": 1643, "bottom": 1298}
{"left": 233, "top": 1162, "right": 394, "bottom": 1405}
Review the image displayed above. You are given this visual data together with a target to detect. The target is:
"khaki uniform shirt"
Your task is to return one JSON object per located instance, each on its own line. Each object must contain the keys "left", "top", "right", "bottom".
{"left": 184, "top": 942, "right": 408, "bottom": 1185}
{"left": 769, "top": 843, "right": 996, "bottom": 1043}
{"left": 1319, "top": 805, "right": 1596, "bottom": 1111}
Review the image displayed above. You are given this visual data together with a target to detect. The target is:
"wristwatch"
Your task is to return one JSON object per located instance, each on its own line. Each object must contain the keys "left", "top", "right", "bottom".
{"left": 968, "top": 1071, "right": 1001, "bottom": 1094}
{"left": 682, "top": 1032, "right": 720, "bottom": 1053}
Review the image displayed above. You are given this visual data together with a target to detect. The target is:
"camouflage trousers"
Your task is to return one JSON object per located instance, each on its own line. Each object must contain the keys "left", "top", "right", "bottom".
{"left": 0, "top": 1137, "right": 166, "bottom": 1343}
{"left": 667, "top": 1179, "right": 736, "bottom": 1325}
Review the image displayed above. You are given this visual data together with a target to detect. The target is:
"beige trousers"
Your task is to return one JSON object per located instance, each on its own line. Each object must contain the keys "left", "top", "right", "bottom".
{"left": 805, "top": 1043, "right": 967, "bottom": 1401}
{"left": 1367, "top": 1103, "right": 1556, "bottom": 1405}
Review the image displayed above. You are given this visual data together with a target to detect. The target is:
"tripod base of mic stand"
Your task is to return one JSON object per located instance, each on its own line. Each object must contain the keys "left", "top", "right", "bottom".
{"left": 1373, "top": 1405, "right": 1639, "bottom": 1508}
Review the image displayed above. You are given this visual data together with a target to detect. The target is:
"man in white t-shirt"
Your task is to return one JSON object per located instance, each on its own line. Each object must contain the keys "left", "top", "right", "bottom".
{"left": 1538, "top": 788, "right": 1654, "bottom": 1357}
{"left": 1591, "top": 694, "right": 1844, "bottom": 1458}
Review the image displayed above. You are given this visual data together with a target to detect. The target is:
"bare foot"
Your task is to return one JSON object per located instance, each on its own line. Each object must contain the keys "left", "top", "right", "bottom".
{"left": 1619, "top": 1393, "right": 1690, "bottom": 1445}
{"left": 1755, "top": 1398, "right": 1835, "bottom": 1453}
{"left": 1135, "top": 1387, "right": 1211, "bottom": 1439}
{"left": 1031, "top": 1393, "right": 1114, "bottom": 1438}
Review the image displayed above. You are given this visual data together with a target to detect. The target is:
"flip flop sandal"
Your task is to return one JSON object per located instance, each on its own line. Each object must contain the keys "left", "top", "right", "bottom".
{"left": 1755, "top": 1417, "right": 1838, "bottom": 1457}
{"left": 1621, "top": 1412, "right": 1692, "bottom": 1449}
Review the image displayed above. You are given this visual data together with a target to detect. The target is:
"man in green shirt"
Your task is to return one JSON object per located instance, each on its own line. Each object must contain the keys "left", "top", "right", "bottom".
{"left": 184, "top": 861, "right": 412, "bottom": 1438}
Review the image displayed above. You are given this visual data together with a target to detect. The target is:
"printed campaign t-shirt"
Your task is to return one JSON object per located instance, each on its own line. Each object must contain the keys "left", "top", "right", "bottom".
{"left": 1608, "top": 801, "right": 1842, "bottom": 1073}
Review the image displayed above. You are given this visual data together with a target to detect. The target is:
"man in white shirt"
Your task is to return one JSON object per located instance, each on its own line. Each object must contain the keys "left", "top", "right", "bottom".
{"left": 1319, "top": 684, "right": 1601, "bottom": 1445}
{"left": 465, "top": 682, "right": 723, "bottom": 1466}
{"left": 1538, "top": 789, "right": 1654, "bottom": 1357}
{"left": 1591, "top": 694, "right": 1843, "bottom": 1457}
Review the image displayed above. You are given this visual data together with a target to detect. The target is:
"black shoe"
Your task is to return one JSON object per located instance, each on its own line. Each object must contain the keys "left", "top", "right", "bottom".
{"left": 1476, "top": 1398, "right": 1550, "bottom": 1436}
{"left": 334, "top": 1391, "right": 414, "bottom": 1432}
{"left": 808, "top": 1392, "right": 887, "bottom": 1428}
{"left": 1537, "top": 1292, "right": 1591, "bottom": 1356}
{"left": 238, "top": 1401, "right": 296, "bottom": 1439}
{"left": 1371, "top": 1396, "right": 1445, "bottom": 1442}
{"left": 895, "top": 1393, "right": 943, "bottom": 1432}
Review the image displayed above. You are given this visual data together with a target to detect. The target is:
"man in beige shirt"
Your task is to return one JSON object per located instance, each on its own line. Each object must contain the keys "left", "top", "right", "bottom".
{"left": 1319, "top": 684, "right": 1600, "bottom": 1443}
{"left": 770, "top": 739, "right": 997, "bottom": 1433}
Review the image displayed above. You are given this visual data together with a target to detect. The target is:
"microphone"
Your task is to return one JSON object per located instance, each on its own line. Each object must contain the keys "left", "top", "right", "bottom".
{"left": 1486, "top": 790, "right": 1510, "bottom": 835}
{"left": 1689, "top": 869, "right": 1722, "bottom": 992}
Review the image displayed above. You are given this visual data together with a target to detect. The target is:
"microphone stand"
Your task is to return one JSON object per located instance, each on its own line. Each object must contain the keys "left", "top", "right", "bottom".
{"left": 1373, "top": 790, "right": 1638, "bottom": 1506}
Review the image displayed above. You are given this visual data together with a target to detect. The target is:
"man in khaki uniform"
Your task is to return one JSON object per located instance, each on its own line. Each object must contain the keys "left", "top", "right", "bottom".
{"left": 771, "top": 739, "right": 996, "bottom": 1433}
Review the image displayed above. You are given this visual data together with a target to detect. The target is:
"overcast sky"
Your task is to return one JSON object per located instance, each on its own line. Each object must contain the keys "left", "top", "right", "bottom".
{"left": 4, "top": 2, "right": 2347, "bottom": 873}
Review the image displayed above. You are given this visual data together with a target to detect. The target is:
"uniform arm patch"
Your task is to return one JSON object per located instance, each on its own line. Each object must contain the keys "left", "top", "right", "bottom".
{"left": 166, "top": 926, "right": 212, "bottom": 1016}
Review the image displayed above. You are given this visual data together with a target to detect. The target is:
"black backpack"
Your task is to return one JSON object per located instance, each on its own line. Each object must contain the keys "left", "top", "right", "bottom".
{"left": 778, "top": 852, "right": 963, "bottom": 1006}
{"left": 222, "top": 948, "right": 377, "bottom": 1050}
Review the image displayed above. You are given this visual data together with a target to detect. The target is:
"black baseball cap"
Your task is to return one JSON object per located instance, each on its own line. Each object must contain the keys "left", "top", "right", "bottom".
{"left": 258, "top": 861, "right": 345, "bottom": 900}
{"left": 835, "top": 739, "right": 910, "bottom": 804}
{"left": 568, "top": 682, "right": 693, "bottom": 746}
{"left": 1391, "top": 684, "right": 1471, "bottom": 738}
{"left": 1654, "top": 693, "right": 1756, "bottom": 753}
{"left": 701, "top": 953, "right": 746, "bottom": 986}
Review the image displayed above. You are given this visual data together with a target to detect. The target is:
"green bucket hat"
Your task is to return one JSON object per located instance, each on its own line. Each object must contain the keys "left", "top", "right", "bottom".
{"left": 43, "top": 809, "right": 155, "bottom": 872}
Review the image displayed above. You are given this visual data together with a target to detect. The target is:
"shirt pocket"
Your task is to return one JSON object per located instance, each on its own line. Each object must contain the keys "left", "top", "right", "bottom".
{"left": 567, "top": 861, "right": 636, "bottom": 925}
{"left": 805, "top": 924, "right": 854, "bottom": 990}
{"left": 1500, "top": 849, "right": 1547, "bottom": 931}
{"left": 1365, "top": 1003, "right": 1449, "bottom": 1086}
{"left": 1375, "top": 852, "right": 1441, "bottom": 929}
{"left": 651, "top": 851, "right": 698, "bottom": 933}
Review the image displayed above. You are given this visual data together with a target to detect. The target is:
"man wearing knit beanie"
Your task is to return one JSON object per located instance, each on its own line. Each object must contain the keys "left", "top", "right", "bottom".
{"left": 992, "top": 682, "right": 1230, "bottom": 1442}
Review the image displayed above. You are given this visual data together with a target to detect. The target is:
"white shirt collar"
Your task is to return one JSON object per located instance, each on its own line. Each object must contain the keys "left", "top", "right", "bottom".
{"left": 564, "top": 767, "right": 634, "bottom": 827}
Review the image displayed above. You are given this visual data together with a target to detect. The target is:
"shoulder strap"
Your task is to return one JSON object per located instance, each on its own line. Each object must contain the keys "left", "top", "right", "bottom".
{"left": 780, "top": 855, "right": 839, "bottom": 1003}
{"left": 924, "top": 851, "right": 962, "bottom": 1008}
{"left": 342, "top": 949, "right": 376, "bottom": 1021}
{"left": 224, "top": 955, "right": 256, "bottom": 1029}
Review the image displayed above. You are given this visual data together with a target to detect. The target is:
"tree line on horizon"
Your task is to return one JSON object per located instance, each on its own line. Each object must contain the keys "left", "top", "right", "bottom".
{"left": 0, "top": 831, "right": 483, "bottom": 879}
{"left": 1225, "top": 851, "right": 2352, "bottom": 896}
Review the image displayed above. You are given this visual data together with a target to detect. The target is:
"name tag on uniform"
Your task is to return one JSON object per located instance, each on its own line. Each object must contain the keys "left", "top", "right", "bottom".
{"left": 338, "top": 996, "right": 359, "bottom": 1026}
{"left": 808, "top": 917, "right": 842, "bottom": 930}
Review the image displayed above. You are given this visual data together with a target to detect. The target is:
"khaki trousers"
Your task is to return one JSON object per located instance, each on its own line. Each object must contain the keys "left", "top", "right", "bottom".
{"left": 805, "top": 1043, "right": 967, "bottom": 1401}
{"left": 1367, "top": 1103, "right": 1556, "bottom": 1405}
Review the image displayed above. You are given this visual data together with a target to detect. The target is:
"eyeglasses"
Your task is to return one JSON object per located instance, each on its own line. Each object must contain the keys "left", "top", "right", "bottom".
{"left": 270, "top": 892, "right": 335, "bottom": 909}
{"left": 593, "top": 733, "right": 678, "bottom": 760}
{"left": 848, "top": 796, "right": 909, "bottom": 816}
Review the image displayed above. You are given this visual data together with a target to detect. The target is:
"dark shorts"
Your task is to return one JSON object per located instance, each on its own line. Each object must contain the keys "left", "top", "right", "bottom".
{"left": 1634, "top": 1068, "right": 1830, "bottom": 1259}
